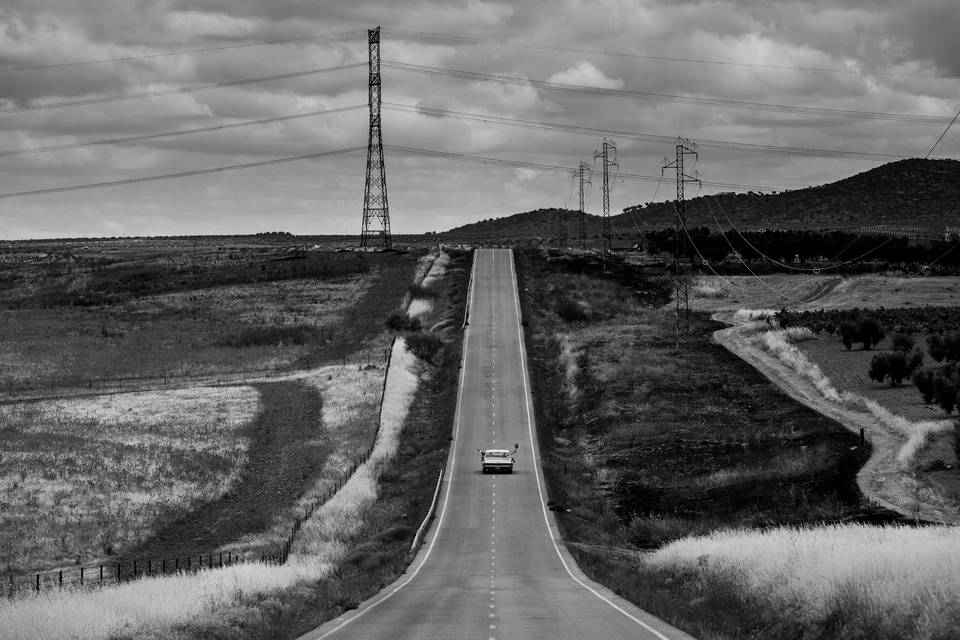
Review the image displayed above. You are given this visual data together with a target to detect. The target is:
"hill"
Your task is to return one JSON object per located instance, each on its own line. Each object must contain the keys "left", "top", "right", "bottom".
{"left": 442, "top": 159, "right": 960, "bottom": 243}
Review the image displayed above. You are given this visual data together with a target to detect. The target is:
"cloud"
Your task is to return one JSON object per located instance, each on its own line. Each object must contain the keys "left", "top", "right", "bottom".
{"left": 547, "top": 61, "right": 624, "bottom": 89}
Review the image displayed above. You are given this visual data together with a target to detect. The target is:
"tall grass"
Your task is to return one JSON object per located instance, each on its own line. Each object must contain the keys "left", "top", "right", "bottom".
{"left": 0, "top": 338, "right": 421, "bottom": 640}
{"left": 0, "top": 387, "right": 259, "bottom": 573}
{"left": 649, "top": 523, "right": 960, "bottom": 639}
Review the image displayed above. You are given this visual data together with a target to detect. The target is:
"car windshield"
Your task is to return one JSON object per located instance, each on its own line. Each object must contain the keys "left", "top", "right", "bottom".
{"left": 485, "top": 450, "right": 511, "bottom": 458}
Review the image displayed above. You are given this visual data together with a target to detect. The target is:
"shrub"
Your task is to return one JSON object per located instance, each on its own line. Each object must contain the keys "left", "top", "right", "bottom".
{"left": 219, "top": 324, "right": 321, "bottom": 347}
{"left": 405, "top": 332, "right": 443, "bottom": 362}
{"left": 891, "top": 333, "right": 915, "bottom": 353}
{"left": 385, "top": 313, "right": 421, "bottom": 332}
{"left": 555, "top": 297, "right": 589, "bottom": 322}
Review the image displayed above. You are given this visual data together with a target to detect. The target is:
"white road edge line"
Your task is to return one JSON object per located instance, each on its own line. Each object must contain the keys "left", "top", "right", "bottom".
{"left": 508, "top": 249, "right": 674, "bottom": 640}
{"left": 308, "top": 249, "right": 479, "bottom": 640}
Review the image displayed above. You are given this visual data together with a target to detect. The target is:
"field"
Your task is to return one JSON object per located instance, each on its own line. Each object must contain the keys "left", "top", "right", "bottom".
{"left": 0, "top": 238, "right": 423, "bottom": 395}
{"left": 0, "top": 237, "right": 422, "bottom": 579}
{"left": 0, "top": 238, "right": 471, "bottom": 640}
{"left": 516, "top": 250, "right": 960, "bottom": 640}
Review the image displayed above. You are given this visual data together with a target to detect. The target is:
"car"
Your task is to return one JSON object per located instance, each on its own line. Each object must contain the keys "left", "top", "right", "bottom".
{"left": 480, "top": 445, "right": 518, "bottom": 474}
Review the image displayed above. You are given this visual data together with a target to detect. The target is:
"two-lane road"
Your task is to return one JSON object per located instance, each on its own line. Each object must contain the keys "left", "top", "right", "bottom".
{"left": 301, "top": 248, "right": 693, "bottom": 640}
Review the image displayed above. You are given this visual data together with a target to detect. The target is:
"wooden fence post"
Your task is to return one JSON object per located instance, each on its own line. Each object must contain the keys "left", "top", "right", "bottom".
{"left": 99, "top": 565, "right": 103, "bottom": 584}
{"left": 35, "top": 573, "right": 39, "bottom": 592}
{"left": 80, "top": 567, "right": 84, "bottom": 586}
{"left": 117, "top": 562, "right": 121, "bottom": 584}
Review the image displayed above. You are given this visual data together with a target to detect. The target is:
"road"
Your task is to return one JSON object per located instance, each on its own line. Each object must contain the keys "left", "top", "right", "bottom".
{"left": 300, "top": 248, "right": 693, "bottom": 640}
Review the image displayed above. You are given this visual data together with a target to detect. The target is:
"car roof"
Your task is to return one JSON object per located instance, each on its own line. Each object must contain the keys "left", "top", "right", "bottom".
{"left": 484, "top": 449, "right": 512, "bottom": 455}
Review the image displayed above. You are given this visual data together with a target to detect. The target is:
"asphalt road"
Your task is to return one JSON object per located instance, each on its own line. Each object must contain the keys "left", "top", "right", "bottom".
{"left": 300, "top": 248, "right": 694, "bottom": 640}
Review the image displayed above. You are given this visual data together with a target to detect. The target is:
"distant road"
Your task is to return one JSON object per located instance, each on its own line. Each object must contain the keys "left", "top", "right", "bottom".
{"left": 300, "top": 248, "right": 694, "bottom": 640}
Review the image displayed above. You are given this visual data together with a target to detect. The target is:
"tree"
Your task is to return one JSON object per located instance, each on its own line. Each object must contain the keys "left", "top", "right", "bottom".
{"left": 934, "top": 372, "right": 958, "bottom": 414}
{"left": 871, "top": 349, "right": 924, "bottom": 386}
{"left": 913, "top": 367, "right": 937, "bottom": 403}
{"left": 857, "top": 317, "right": 885, "bottom": 350}
{"left": 840, "top": 321, "right": 858, "bottom": 350}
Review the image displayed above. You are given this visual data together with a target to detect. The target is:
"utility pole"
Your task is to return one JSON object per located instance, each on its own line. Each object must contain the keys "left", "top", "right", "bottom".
{"left": 662, "top": 138, "right": 699, "bottom": 352}
{"left": 594, "top": 139, "right": 617, "bottom": 267}
{"left": 360, "top": 26, "right": 391, "bottom": 251}
{"left": 578, "top": 161, "right": 591, "bottom": 250}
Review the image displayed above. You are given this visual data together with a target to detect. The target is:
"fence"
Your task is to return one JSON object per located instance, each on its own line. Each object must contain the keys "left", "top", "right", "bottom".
{"left": 3, "top": 337, "right": 399, "bottom": 597}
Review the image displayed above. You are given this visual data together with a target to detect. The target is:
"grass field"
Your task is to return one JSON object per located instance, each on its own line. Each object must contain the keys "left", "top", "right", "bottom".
{"left": 0, "top": 386, "right": 259, "bottom": 575}
{"left": 0, "top": 240, "right": 422, "bottom": 394}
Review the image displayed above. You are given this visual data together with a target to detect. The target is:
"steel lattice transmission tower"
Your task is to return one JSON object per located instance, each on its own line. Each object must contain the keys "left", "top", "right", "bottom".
{"left": 662, "top": 138, "right": 700, "bottom": 351}
{"left": 360, "top": 26, "right": 391, "bottom": 251}
{"left": 594, "top": 139, "right": 617, "bottom": 265}
{"left": 577, "top": 161, "right": 591, "bottom": 250}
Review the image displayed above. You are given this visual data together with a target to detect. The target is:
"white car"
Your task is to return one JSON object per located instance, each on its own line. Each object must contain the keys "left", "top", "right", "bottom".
{"left": 480, "top": 446, "right": 517, "bottom": 474}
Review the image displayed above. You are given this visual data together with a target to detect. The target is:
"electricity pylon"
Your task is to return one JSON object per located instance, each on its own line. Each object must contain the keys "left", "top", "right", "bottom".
{"left": 360, "top": 26, "right": 391, "bottom": 251}
{"left": 578, "top": 161, "right": 591, "bottom": 250}
{"left": 594, "top": 139, "right": 617, "bottom": 266}
{"left": 662, "top": 138, "right": 699, "bottom": 352}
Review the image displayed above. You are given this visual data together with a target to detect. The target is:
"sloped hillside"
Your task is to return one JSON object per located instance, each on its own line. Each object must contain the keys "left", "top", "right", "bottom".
{"left": 442, "top": 159, "right": 960, "bottom": 241}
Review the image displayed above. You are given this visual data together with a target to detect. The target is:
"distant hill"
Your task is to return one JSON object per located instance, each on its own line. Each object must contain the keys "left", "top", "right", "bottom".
{"left": 442, "top": 159, "right": 960, "bottom": 243}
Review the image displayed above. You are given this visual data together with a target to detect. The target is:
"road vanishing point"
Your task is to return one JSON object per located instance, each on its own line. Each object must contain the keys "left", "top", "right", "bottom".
{"left": 300, "top": 248, "right": 694, "bottom": 640}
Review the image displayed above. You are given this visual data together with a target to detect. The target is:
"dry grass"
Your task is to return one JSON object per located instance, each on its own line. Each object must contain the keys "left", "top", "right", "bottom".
{"left": 0, "top": 338, "right": 422, "bottom": 640}
{"left": 0, "top": 387, "right": 260, "bottom": 574}
{"left": 649, "top": 523, "right": 960, "bottom": 639}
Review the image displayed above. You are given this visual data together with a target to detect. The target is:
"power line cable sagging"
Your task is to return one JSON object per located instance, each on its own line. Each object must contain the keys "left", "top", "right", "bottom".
{"left": 382, "top": 61, "right": 957, "bottom": 125}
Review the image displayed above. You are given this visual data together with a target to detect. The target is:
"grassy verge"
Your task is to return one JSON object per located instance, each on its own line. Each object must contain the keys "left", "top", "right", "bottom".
{"left": 516, "top": 249, "right": 908, "bottom": 639}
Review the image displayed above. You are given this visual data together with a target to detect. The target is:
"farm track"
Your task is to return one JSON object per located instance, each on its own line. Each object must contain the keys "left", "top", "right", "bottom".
{"left": 714, "top": 315, "right": 960, "bottom": 524}
{"left": 119, "top": 380, "right": 328, "bottom": 562}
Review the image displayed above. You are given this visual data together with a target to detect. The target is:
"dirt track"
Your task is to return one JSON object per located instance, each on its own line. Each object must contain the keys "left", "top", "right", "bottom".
{"left": 714, "top": 314, "right": 960, "bottom": 524}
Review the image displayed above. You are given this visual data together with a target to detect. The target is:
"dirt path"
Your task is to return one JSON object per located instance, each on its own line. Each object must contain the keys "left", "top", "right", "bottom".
{"left": 120, "top": 380, "right": 328, "bottom": 561}
{"left": 713, "top": 314, "right": 960, "bottom": 524}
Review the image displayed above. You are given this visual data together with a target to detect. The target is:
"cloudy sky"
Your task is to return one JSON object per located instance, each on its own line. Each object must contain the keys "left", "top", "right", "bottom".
{"left": 1, "top": 0, "right": 958, "bottom": 239}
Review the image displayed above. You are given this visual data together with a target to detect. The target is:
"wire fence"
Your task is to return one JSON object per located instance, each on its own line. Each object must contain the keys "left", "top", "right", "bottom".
{"left": 3, "top": 336, "right": 397, "bottom": 598}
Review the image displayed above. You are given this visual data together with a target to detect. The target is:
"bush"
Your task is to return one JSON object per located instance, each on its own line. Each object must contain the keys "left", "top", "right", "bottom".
{"left": 934, "top": 371, "right": 959, "bottom": 413}
{"left": 386, "top": 313, "right": 421, "bottom": 332}
{"left": 555, "top": 297, "right": 589, "bottom": 322}
{"left": 405, "top": 332, "right": 443, "bottom": 362}
{"left": 219, "top": 324, "right": 321, "bottom": 348}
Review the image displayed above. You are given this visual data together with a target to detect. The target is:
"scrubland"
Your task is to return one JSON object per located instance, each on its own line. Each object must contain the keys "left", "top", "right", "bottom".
{"left": 514, "top": 251, "right": 960, "bottom": 639}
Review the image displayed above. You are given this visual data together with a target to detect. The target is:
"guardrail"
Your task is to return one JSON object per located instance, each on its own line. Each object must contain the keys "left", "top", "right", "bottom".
{"left": 409, "top": 463, "right": 446, "bottom": 558}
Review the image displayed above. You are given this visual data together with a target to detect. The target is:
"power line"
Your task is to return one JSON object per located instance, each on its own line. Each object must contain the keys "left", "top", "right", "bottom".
{"left": 706, "top": 193, "right": 895, "bottom": 271}
{"left": 382, "top": 60, "right": 957, "bottom": 125}
{"left": 0, "top": 62, "right": 365, "bottom": 113}
{"left": 384, "top": 145, "right": 778, "bottom": 191}
{"left": 926, "top": 108, "right": 960, "bottom": 158}
{"left": 0, "top": 147, "right": 365, "bottom": 199}
{"left": 383, "top": 28, "right": 958, "bottom": 81}
{"left": 0, "top": 105, "right": 365, "bottom": 157}
{"left": 384, "top": 102, "right": 910, "bottom": 161}
{"left": 0, "top": 29, "right": 365, "bottom": 74}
